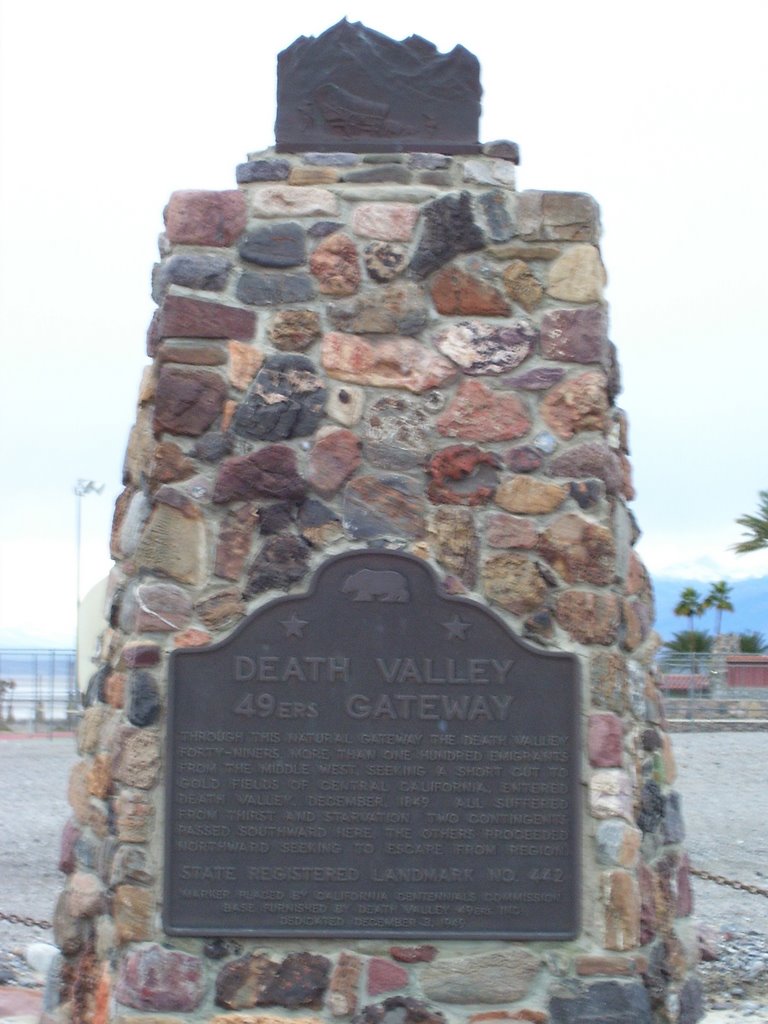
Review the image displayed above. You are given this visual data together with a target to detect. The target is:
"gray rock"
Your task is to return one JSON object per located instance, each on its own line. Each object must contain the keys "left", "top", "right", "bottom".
{"left": 239, "top": 223, "right": 306, "bottom": 268}
{"left": 236, "top": 271, "right": 314, "bottom": 305}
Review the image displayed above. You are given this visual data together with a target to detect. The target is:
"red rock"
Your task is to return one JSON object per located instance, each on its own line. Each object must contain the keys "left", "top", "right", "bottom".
{"left": 119, "top": 642, "right": 160, "bottom": 670}
{"left": 677, "top": 852, "right": 693, "bottom": 917}
{"left": 367, "top": 958, "right": 409, "bottom": 996}
{"left": 215, "top": 953, "right": 278, "bottom": 1010}
{"left": 430, "top": 266, "right": 510, "bottom": 316}
{"left": 486, "top": 513, "right": 537, "bottom": 549}
{"left": 505, "top": 445, "right": 543, "bottom": 473}
{"left": 344, "top": 475, "right": 426, "bottom": 540}
{"left": 540, "top": 307, "right": 607, "bottom": 363}
{"left": 174, "top": 629, "right": 212, "bottom": 648}
{"left": 540, "top": 371, "right": 609, "bottom": 439}
{"left": 638, "top": 863, "right": 658, "bottom": 945}
{"left": 437, "top": 380, "right": 531, "bottom": 442}
{"left": 149, "top": 294, "right": 256, "bottom": 352}
{"left": 352, "top": 202, "right": 420, "bottom": 241}
{"left": 555, "top": 590, "right": 620, "bottom": 645}
{"left": 588, "top": 713, "right": 624, "bottom": 767}
{"left": 164, "top": 189, "right": 247, "bottom": 246}
{"left": 213, "top": 446, "right": 306, "bottom": 503}
{"left": 116, "top": 943, "right": 205, "bottom": 1011}
{"left": 548, "top": 441, "right": 623, "bottom": 495}
{"left": 59, "top": 819, "right": 80, "bottom": 874}
{"left": 307, "top": 429, "right": 362, "bottom": 497}
{"left": 310, "top": 233, "right": 361, "bottom": 295}
{"left": 389, "top": 946, "right": 437, "bottom": 964}
{"left": 153, "top": 366, "right": 226, "bottom": 437}
{"left": 322, "top": 332, "right": 456, "bottom": 393}
{"left": 214, "top": 504, "right": 259, "bottom": 580}
{"left": 427, "top": 446, "right": 500, "bottom": 506}
{"left": 147, "top": 442, "right": 195, "bottom": 486}
{"left": 121, "top": 583, "right": 192, "bottom": 633}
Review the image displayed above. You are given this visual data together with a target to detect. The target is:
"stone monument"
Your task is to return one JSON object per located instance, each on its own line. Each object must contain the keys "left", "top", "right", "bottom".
{"left": 50, "top": 21, "right": 703, "bottom": 1024}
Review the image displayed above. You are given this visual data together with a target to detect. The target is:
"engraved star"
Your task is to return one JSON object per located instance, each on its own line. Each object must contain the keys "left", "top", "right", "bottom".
{"left": 281, "top": 612, "right": 308, "bottom": 638}
{"left": 442, "top": 615, "right": 471, "bottom": 640}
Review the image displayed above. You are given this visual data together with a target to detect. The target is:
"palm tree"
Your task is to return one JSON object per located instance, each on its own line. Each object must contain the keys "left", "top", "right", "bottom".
{"left": 703, "top": 580, "right": 734, "bottom": 635}
{"left": 673, "top": 587, "right": 705, "bottom": 671}
{"left": 734, "top": 490, "right": 768, "bottom": 553}
{"left": 739, "top": 631, "right": 768, "bottom": 653}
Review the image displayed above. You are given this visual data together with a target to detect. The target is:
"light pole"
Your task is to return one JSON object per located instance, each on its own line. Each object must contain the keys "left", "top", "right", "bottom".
{"left": 74, "top": 479, "right": 104, "bottom": 694}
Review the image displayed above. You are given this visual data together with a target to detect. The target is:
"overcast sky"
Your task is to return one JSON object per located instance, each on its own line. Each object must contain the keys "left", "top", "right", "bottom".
{"left": 2, "top": 0, "right": 767, "bottom": 647}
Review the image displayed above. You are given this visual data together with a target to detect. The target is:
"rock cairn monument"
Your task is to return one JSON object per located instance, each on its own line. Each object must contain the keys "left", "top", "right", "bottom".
{"left": 52, "top": 20, "right": 703, "bottom": 1024}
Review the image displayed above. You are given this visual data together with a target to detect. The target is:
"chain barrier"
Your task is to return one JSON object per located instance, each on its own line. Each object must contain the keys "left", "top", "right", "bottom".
{"left": 0, "top": 910, "right": 51, "bottom": 929}
{"left": 690, "top": 866, "right": 768, "bottom": 899}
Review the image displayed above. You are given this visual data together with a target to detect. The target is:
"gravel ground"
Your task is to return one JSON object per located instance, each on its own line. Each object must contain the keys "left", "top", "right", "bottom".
{"left": 0, "top": 732, "right": 765, "bottom": 1017}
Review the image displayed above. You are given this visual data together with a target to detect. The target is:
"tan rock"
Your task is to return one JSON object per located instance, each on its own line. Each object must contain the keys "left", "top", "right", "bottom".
{"left": 502, "top": 260, "right": 543, "bottom": 312}
{"left": 114, "top": 885, "right": 155, "bottom": 943}
{"left": 288, "top": 166, "right": 340, "bottom": 185}
{"left": 269, "top": 309, "right": 321, "bottom": 352}
{"left": 112, "top": 727, "right": 161, "bottom": 790}
{"left": 351, "top": 202, "right": 420, "bottom": 241}
{"left": 134, "top": 505, "right": 206, "bottom": 586}
{"left": 574, "top": 955, "right": 639, "bottom": 976}
{"left": 322, "top": 332, "right": 456, "bottom": 393}
{"left": 228, "top": 341, "right": 264, "bottom": 390}
{"left": 540, "top": 371, "right": 609, "bottom": 439}
{"left": 68, "top": 761, "right": 92, "bottom": 826}
{"left": 123, "top": 409, "right": 155, "bottom": 490}
{"left": 488, "top": 243, "right": 561, "bottom": 261}
{"left": 326, "top": 951, "right": 363, "bottom": 1017}
{"left": 589, "top": 769, "right": 634, "bottom": 822}
{"left": 538, "top": 514, "right": 616, "bottom": 585}
{"left": 87, "top": 754, "right": 112, "bottom": 800}
{"left": 495, "top": 477, "right": 567, "bottom": 515}
{"left": 67, "top": 871, "right": 104, "bottom": 918}
{"left": 547, "top": 245, "right": 606, "bottom": 303}
{"left": 309, "top": 233, "right": 361, "bottom": 296}
{"left": 431, "top": 508, "right": 478, "bottom": 587}
{"left": 602, "top": 870, "right": 641, "bottom": 951}
{"left": 555, "top": 590, "right": 620, "bottom": 645}
{"left": 326, "top": 383, "right": 365, "bottom": 426}
{"left": 209, "top": 1017, "right": 323, "bottom": 1024}
{"left": 483, "top": 553, "right": 547, "bottom": 615}
{"left": 421, "top": 949, "right": 540, "bottom": 1003}
{"left": 115, "top": 791, "right": 153, "bottom": 842}
{"left": 250, "top": 185, "right": 339, "bottom": 218}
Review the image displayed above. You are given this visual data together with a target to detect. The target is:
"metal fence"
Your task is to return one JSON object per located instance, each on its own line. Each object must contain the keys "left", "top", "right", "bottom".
{"left": 0, "top": 649, "right": 79, "bottom": 732}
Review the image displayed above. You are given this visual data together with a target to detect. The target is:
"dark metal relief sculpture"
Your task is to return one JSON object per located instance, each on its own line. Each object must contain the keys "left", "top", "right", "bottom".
{"left": 275, "top": 20, "right": 482, "bottom": 154}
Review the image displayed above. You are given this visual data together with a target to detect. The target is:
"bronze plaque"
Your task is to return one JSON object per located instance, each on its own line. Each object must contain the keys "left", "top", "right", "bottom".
{"left": 164, "top": 551, "right": 580, "bottom": 939}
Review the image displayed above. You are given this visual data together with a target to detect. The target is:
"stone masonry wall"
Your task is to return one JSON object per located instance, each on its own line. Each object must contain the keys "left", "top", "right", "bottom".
{"left": 51, "top": 146, "right": 703, "bottom": 1024}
